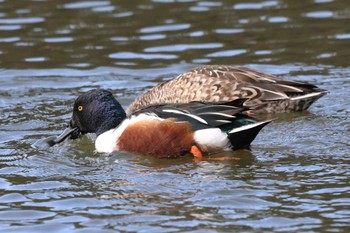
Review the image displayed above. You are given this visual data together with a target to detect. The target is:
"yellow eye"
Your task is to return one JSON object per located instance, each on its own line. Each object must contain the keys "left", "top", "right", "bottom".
{"left": 78, "top": 106, "right": 83, "bottom": 111}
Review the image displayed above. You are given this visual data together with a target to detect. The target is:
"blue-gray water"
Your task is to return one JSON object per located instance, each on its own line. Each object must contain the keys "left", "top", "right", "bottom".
{"left": 0, "top": 0, "right": 349, "bottom": 232}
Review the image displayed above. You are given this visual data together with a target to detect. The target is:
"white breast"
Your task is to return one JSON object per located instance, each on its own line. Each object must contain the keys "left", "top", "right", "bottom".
{"left": 95, "top": 113, "right": 163, "bottom": 153}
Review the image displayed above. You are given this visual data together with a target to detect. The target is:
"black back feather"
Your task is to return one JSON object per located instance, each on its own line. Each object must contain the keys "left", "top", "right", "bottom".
{"left": 131, "top": 99, "right": 255, "bottom": 131}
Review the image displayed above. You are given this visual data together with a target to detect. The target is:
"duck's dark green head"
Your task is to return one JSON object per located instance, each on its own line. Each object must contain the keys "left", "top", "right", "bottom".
{"left": 51, "top": 89, "right": 126, "bottom": 146}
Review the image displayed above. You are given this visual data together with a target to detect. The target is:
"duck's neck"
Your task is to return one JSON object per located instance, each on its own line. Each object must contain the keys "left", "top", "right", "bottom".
{"left": 95, "top": 105, "right": 127, "bottom": 137}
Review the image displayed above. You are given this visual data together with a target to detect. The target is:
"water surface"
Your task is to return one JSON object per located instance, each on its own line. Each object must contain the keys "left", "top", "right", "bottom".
{"left": 0, "top": 0, "right": 349, "bottom": 232}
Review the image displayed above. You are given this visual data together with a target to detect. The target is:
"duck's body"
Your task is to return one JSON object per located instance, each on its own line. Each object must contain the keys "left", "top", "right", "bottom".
{"left": 126, "top": 65, "right": 328, "bottom": 115}
{"left": 54, "top": 89, "right": 271, "bottom": 158}
{"left": 95, "top": 114, "right": 196, "bottom": 156}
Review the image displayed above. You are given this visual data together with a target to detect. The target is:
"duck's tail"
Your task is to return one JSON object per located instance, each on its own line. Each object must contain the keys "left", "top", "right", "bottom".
{"left": 227, "top": 119, "right": 272, "bottom": 150}
{"left": 289, "top": 90, "right": 328, "bottom": 111}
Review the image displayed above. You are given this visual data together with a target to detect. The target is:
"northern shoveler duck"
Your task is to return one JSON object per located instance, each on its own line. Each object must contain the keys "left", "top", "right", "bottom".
{"left": 49, "top": 89, "right": 271, "bottom": 160}
{"left": 126, "top": 65, "right": 328, "bottom": 115}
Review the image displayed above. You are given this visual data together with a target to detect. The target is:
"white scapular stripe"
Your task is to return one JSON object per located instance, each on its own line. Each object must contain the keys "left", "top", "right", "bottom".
{"left": 198, "top": 112, "right": 236, "bottom": 118}
{"left": 228, "top": 120, "right": 271, "bottom": 134}
{"left": 162, "top": 109, "right": 208, "bottom": 125}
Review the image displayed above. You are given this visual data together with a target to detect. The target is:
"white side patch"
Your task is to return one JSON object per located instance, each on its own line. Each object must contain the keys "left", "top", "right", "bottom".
{"left": 228, "top": 120, "right": 271, "bottom": 134}
{"left": 95, "top": 114, "right": 163, "bottom": 153}
{"left": 193, "top": 128, "right": 231, "bottom": 151}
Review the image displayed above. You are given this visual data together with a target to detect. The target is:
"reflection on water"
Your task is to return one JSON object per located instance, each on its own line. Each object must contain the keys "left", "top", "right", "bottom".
{"left": 1, "top": 0, "right": 349, "bottom": 69}
{"left": 0, "top": 0, "right": 349, "bottom": 232}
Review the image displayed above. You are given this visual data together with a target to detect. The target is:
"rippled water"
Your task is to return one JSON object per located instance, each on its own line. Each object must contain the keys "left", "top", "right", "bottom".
{"left": 0, "top": 0, "right": 349, "bottom": 232}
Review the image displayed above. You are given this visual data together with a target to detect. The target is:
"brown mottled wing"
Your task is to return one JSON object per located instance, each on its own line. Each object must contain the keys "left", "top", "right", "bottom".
{"left": 126, "top": 66, "right": 246, "bottom": 114}
{"left": 126, "top": 65, "right": 327, "bottom": 114}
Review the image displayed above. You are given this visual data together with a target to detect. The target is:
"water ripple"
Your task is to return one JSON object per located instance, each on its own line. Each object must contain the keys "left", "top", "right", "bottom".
{"left": 268, "top": 16, "right": 289, "bottom": 23}
{"left": 0, "top": 0, "right": 349, "bottom": 232}
{"left": 24, "top": 57, "right": 46, "bottom": 62}
{"left": 139, "top": 34, "right": 166, "bottom": 41}
{"left": 144, "top": 43, "right": 223, "bottom": 52}
{"left": 0, "top": 210, "right": 56, "bottom": 221}
{"left": 0, "top": 25, "right": 21, "bottom": 30}
{"left": 0, "top": 17, "right": 44, "bottom": 24}
{"left": 140, "top": 23, "right": 191, "bottom": 33}
{"left": 215, "top": 28, "right": 244, "bottom": 34}
{"left": 233, "top": 1, "right": 279, "bottom": 10}
{"left": 305, "top": 11, "right": 334, "bottom": 18}
{"left": 207, "top": 49, "right": 246, "bottom": 57}
{"left": 235, "top": 217, "right": 321, "bottom": 230}
{"left": 0, "top": 37, "right": 20, "bottom": 43}
{"left": 334, "top": 33, "right": 350, "bottom": 40}
{"left": 109, "top": 52, "right": 178, "bottom": 60}
{"left": 0, "top": 193, "right": 29, "bottom": 203}
{"left": 64, "top": 1, "right": 111, "bottom": 9}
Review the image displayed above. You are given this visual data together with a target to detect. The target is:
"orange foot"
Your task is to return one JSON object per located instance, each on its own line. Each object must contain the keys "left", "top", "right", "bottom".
{"left": 190, "top": 145, "right": 240, "bottom": 162}
{"left": 246, "top": 110, "right": 254, "bottom": 116}
{"left": 191, "top": 145, "right": 203, "bottom": 162}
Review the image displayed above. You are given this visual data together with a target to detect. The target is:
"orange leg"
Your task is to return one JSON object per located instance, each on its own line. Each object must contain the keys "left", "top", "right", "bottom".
{"left": 191, "top": 145, "right": 203, "bottom": 162}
